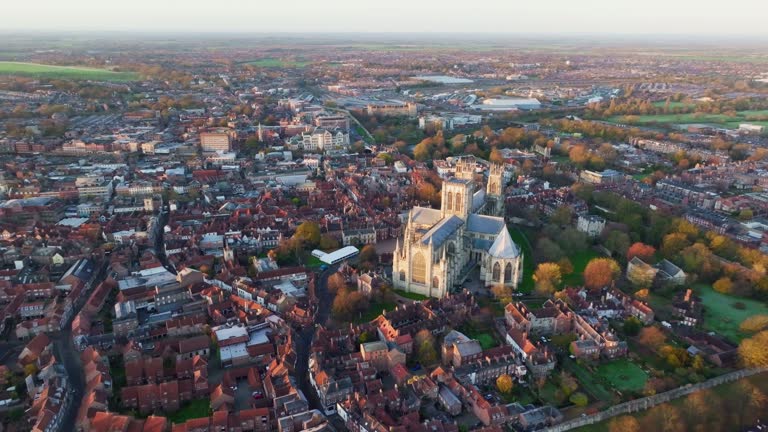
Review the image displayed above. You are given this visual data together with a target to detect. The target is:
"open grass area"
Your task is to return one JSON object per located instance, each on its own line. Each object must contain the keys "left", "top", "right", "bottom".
{"left": 246, "top": 58, "right": 311, "bottom": 68}
{"left": 166, "top": 399, "right": 211, "bottom": 424}
{"left": 305, "top": 255, "right": 324, "bottom": 269}
{"left": 607, "top": 110, "right": 768, "bottom": 129}
{"left": 573, "top": 371, "right": 768, "bottom": 432}
{"left": 459, "top": 322, "right": 500, "bottom": 350}
{"left": 394, "top": 289, "right": 429, "bottom": 301}
{"left": 0, "top": 61, "right": 139, "bottom": 81}
{"left": 563, "top": 249, "right": 601, "bottom": 286}
{"left": 651, "top": 101, "right": 696, "bottom": 109}
{"left": 695, "top": 283, "right": 768, "bottom": 342}
{"left": 357, "top": 299, "right": 396, "bottom": 323}
{"left": 563, "top": 358, "right": 615, "bottom": 403}
{"left": 509, "top": 227, "right": 535, "bottom": 293}
{"left": 595, "top": 359, "right": 648, "bottom": 392}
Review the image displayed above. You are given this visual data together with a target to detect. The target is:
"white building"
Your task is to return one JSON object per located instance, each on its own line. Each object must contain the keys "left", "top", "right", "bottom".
{"left": 576, "top": 215, "right": 606, "bottom": 237}
{"left": 287, "top": 127, "right": 349, "bottom": 152}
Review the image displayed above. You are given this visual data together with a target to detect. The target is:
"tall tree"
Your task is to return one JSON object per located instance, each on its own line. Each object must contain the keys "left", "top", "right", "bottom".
{"left": 533, "top": 262, "right": 562, "bottom": 295}
{"left": 583, "top": 257, "right": 620, "bottom": 289}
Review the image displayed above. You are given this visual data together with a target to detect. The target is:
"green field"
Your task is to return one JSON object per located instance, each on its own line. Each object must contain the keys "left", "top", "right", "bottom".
{"left": 608, "top": 110, "right": 768, "bottom": 129}
{"left": 574, "top": 371, "right": 768, "bottom": 432}
{"left": 563, "top": 357, "right": 615, "bottom": 403}
{"left": 357, "top": 299, "right": 396, "bottom": 323}
{"left": 651, "top": 101, "right": 696, "bottom": 109}
{"left": 394, "top": 289, "right": 429, "bottom": 301}
{"left": 0, "top": 61, "right": 139, "bottom": 81}
{"left": 459, "top": 323, "right": 500, "bottom": 350}
{"left": 246, "top": 58, "right": 311, "bottom": 68}
{"left": 595, "top": 359, "right": 649, "bottom": 392}
{"left": 696, "top": 284, "right": 768, "bottom": 342}
{"left": 167, "top": 399, "right": 211, "bottom": 424}
{"left": 509, "top": 227, "right": 535, "bottom": 293}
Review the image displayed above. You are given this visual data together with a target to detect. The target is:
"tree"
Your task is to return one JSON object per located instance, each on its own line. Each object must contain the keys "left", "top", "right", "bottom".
{"left": 569, "top": 392, "right": 588, "bottom": 407}
{"left": 604, "top": 231, "right": 631, "bottom": 257}
{"left": 415, "top": 329, "right": 438, "bottom": 366}
{"left": 327, "top": 272, "right": 347, "bottom": 294}
{"left": 623, "top": 316, "right": 642, "bottom": 336}
{"left": 713, "top": 277, "right": 734, "bottom": 294}
{"left": 559, "top": 372, "right": 578, "bottom": 397}
{"left": 638, "top": 326, "right": 667, "bottom": 352}
{"left": 23, "top": 363, "right": 38, "bottom": 377}
{"left": 644, "top": 404, "right": 683, "bottom": 432}
{"left": 293, "top": 221, "right": 321, "bottom": 248}
{"left": 535, "top": 237, "right": 564, "bottom": 262}
{"left": 627, "top": 260, "right": 657, "bottom": 288}
{"left": 661, "top": 233, "right": 690, "bottom": 258}
{"left": 569, "top": 145, "right": 590, "bottom": 166}
{"left": 550, "top": 206, "right": 574, "bottom": 227}
{"left": 739, "top": 315, "right": 768, "bottom": 333}
{"left": 491, "top": 284, "right": 513, "bottom": 304}
{"left": 583, "top": 258, "right": 620, "bottom": 290}
{"left": 318, "top": 235, "right": 339, "bottom": 251}
{"left": 738, "top": 330, "right": 768, "bottom": 367}
{"left": 609, "top": 416, "right": 640, "bottom": 432}
{"left": 496, "top": 374, "right": 514, "bottom": 394}
{"left": 359, "top": 244, "right": 378, "bottom": 264}
{"left": 533, "top": 262, "right": 562, "bottom": 295}
{"left": 557, "top": 257, "right": 574, "bottom": 275}
{"left": 489, "top": 148, "right": 504, "bottom": 164}
{"left": 627, "top": 242, "right": 656, "bottom": 262}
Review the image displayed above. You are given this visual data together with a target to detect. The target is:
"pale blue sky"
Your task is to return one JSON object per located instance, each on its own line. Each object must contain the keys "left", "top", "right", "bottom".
{"left": 3, "top": 0, "right": 767, "bottom": 35}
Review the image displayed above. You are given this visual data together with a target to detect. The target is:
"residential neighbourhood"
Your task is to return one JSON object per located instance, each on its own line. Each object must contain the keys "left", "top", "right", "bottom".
{"left": 1, "top": 14, "right": 768, "bottom": 432}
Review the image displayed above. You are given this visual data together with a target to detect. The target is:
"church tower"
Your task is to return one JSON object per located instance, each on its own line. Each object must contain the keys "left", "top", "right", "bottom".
{"left": 455, "top": 156, "right": 476, "bottom": 181}
{"left": 486, "top": 163, "right": 505, "bottom": 216}
{"left": 441, "top": 178, "right": 473, "bottom": 220}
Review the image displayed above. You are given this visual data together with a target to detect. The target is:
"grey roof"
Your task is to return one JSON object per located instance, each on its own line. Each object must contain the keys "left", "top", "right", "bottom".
{"left": 410, "top": 207, "right": 442, "bottom": 226}
{"left": 443, "top": 330, "right": 470, "bottom": 346}
{"left": 455, "top": 340, "right": 483, "bottom": 357}
{"left": 421, "top": 215, "right": 463, "bottom": 248}
{"left": 472, "top": 189, "right": 486, "bottom": 212}
{"left": 439, "top": 385, "right": 462, "bottom": 406}
{"left": 472, "top": 238, "right": 494, "bottom": 251}
{"left": 445, "top": 178, "right": 472, "bottom": 185}
{"left": 489, "top": 228, "right": 520, "bottom": 258}
{"left": 466, "top": 214, "right": 505, "bottom": 235}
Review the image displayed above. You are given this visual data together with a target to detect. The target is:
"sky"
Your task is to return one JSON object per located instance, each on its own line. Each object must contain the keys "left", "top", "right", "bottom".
{"left": 2, "top": 0, "right": 768, "bottom": 36}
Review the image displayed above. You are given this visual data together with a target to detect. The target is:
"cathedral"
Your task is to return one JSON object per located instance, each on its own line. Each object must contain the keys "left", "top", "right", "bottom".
{"left": 393, "top": 157, "right": 523, "bottom": 298}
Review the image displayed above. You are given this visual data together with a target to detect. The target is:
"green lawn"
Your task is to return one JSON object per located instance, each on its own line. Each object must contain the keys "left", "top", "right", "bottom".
{"left": 563, "top": 357, "right": 615, "bottom": 403}
{"left": 563, "top": 249, "right": 601, "bottom": 286}
{"left": 595, "top": 359, "right": 649, "bottom": 392}
{"left": 608, "top": 110, "right": 768, "bottom": 128}
{"left": 394, "top": 289, "right": 429, "bottom": 301}
{"left": 305, "top": 255, "right": 324, "bottom": 269}
{"left": 651, "top": 101, "right": 696, "bottom": 109}
{"left": 459, "top": 323, "right": 499, "bottom": 350}
{"left": 509, "top": 227, "right": 535, "bottom": 293}
{"left": 246, "top": 58, "right": 311, "bottom": 68}
{"left": 573, "top": 371, "right": 768, "bottom": 432}
{"left": 0, "top": 61, "right": 139, "bottom": 81}
{"left": 167, "top": 399, "right": 211, "bottom": 424}
{"left": 357, "top": 300, "right": 396, "bottom": 323}
{"left": 695, "top": 284, "right": 768, "bottom": 342}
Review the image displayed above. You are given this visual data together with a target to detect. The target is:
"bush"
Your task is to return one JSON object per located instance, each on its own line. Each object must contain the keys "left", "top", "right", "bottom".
{"left": 569, "top": 392, "right": 589, "bottom": 407}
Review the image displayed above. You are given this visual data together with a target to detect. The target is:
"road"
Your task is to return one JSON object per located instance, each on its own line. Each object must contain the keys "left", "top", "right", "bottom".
{"left": 294, "top": 265, "right": 337, "bottom": 414}
{"left": 52, "top": 260, "right": 110, "bottom": 432}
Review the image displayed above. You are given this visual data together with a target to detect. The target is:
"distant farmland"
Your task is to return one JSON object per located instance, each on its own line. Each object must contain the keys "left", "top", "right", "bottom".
{"left": 608, "top": 110, "right": 768, "bottom": 129}
{"left": 0, "top": 62, "right": 139, "bottom": 81}
{"left": 245, "top": 58, "right": 311, "bottom": 68}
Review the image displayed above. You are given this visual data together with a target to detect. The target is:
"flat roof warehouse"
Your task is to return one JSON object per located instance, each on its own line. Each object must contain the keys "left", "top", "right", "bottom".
{"left": 312, "top": 246, "right": 359, "bottom": 265}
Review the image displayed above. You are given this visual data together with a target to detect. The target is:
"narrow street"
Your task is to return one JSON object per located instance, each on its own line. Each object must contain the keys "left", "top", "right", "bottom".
{"left": 52, "top": 260, "right": 110, "bottom": 432}
{"left": 294, "top": 265, "right": 337, "bottom": 413}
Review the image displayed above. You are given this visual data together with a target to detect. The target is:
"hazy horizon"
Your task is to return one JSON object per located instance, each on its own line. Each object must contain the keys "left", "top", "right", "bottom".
{"left": 3, "top": 0, "right": 768, "bottom": 36}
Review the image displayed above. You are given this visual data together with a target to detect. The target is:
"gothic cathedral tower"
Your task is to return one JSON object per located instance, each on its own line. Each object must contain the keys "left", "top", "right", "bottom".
{"left": 486, "top": 163, "right": 505, "bottom": 217}
{"left": 441, "top": 178, "right": 473, "bottom": 220}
